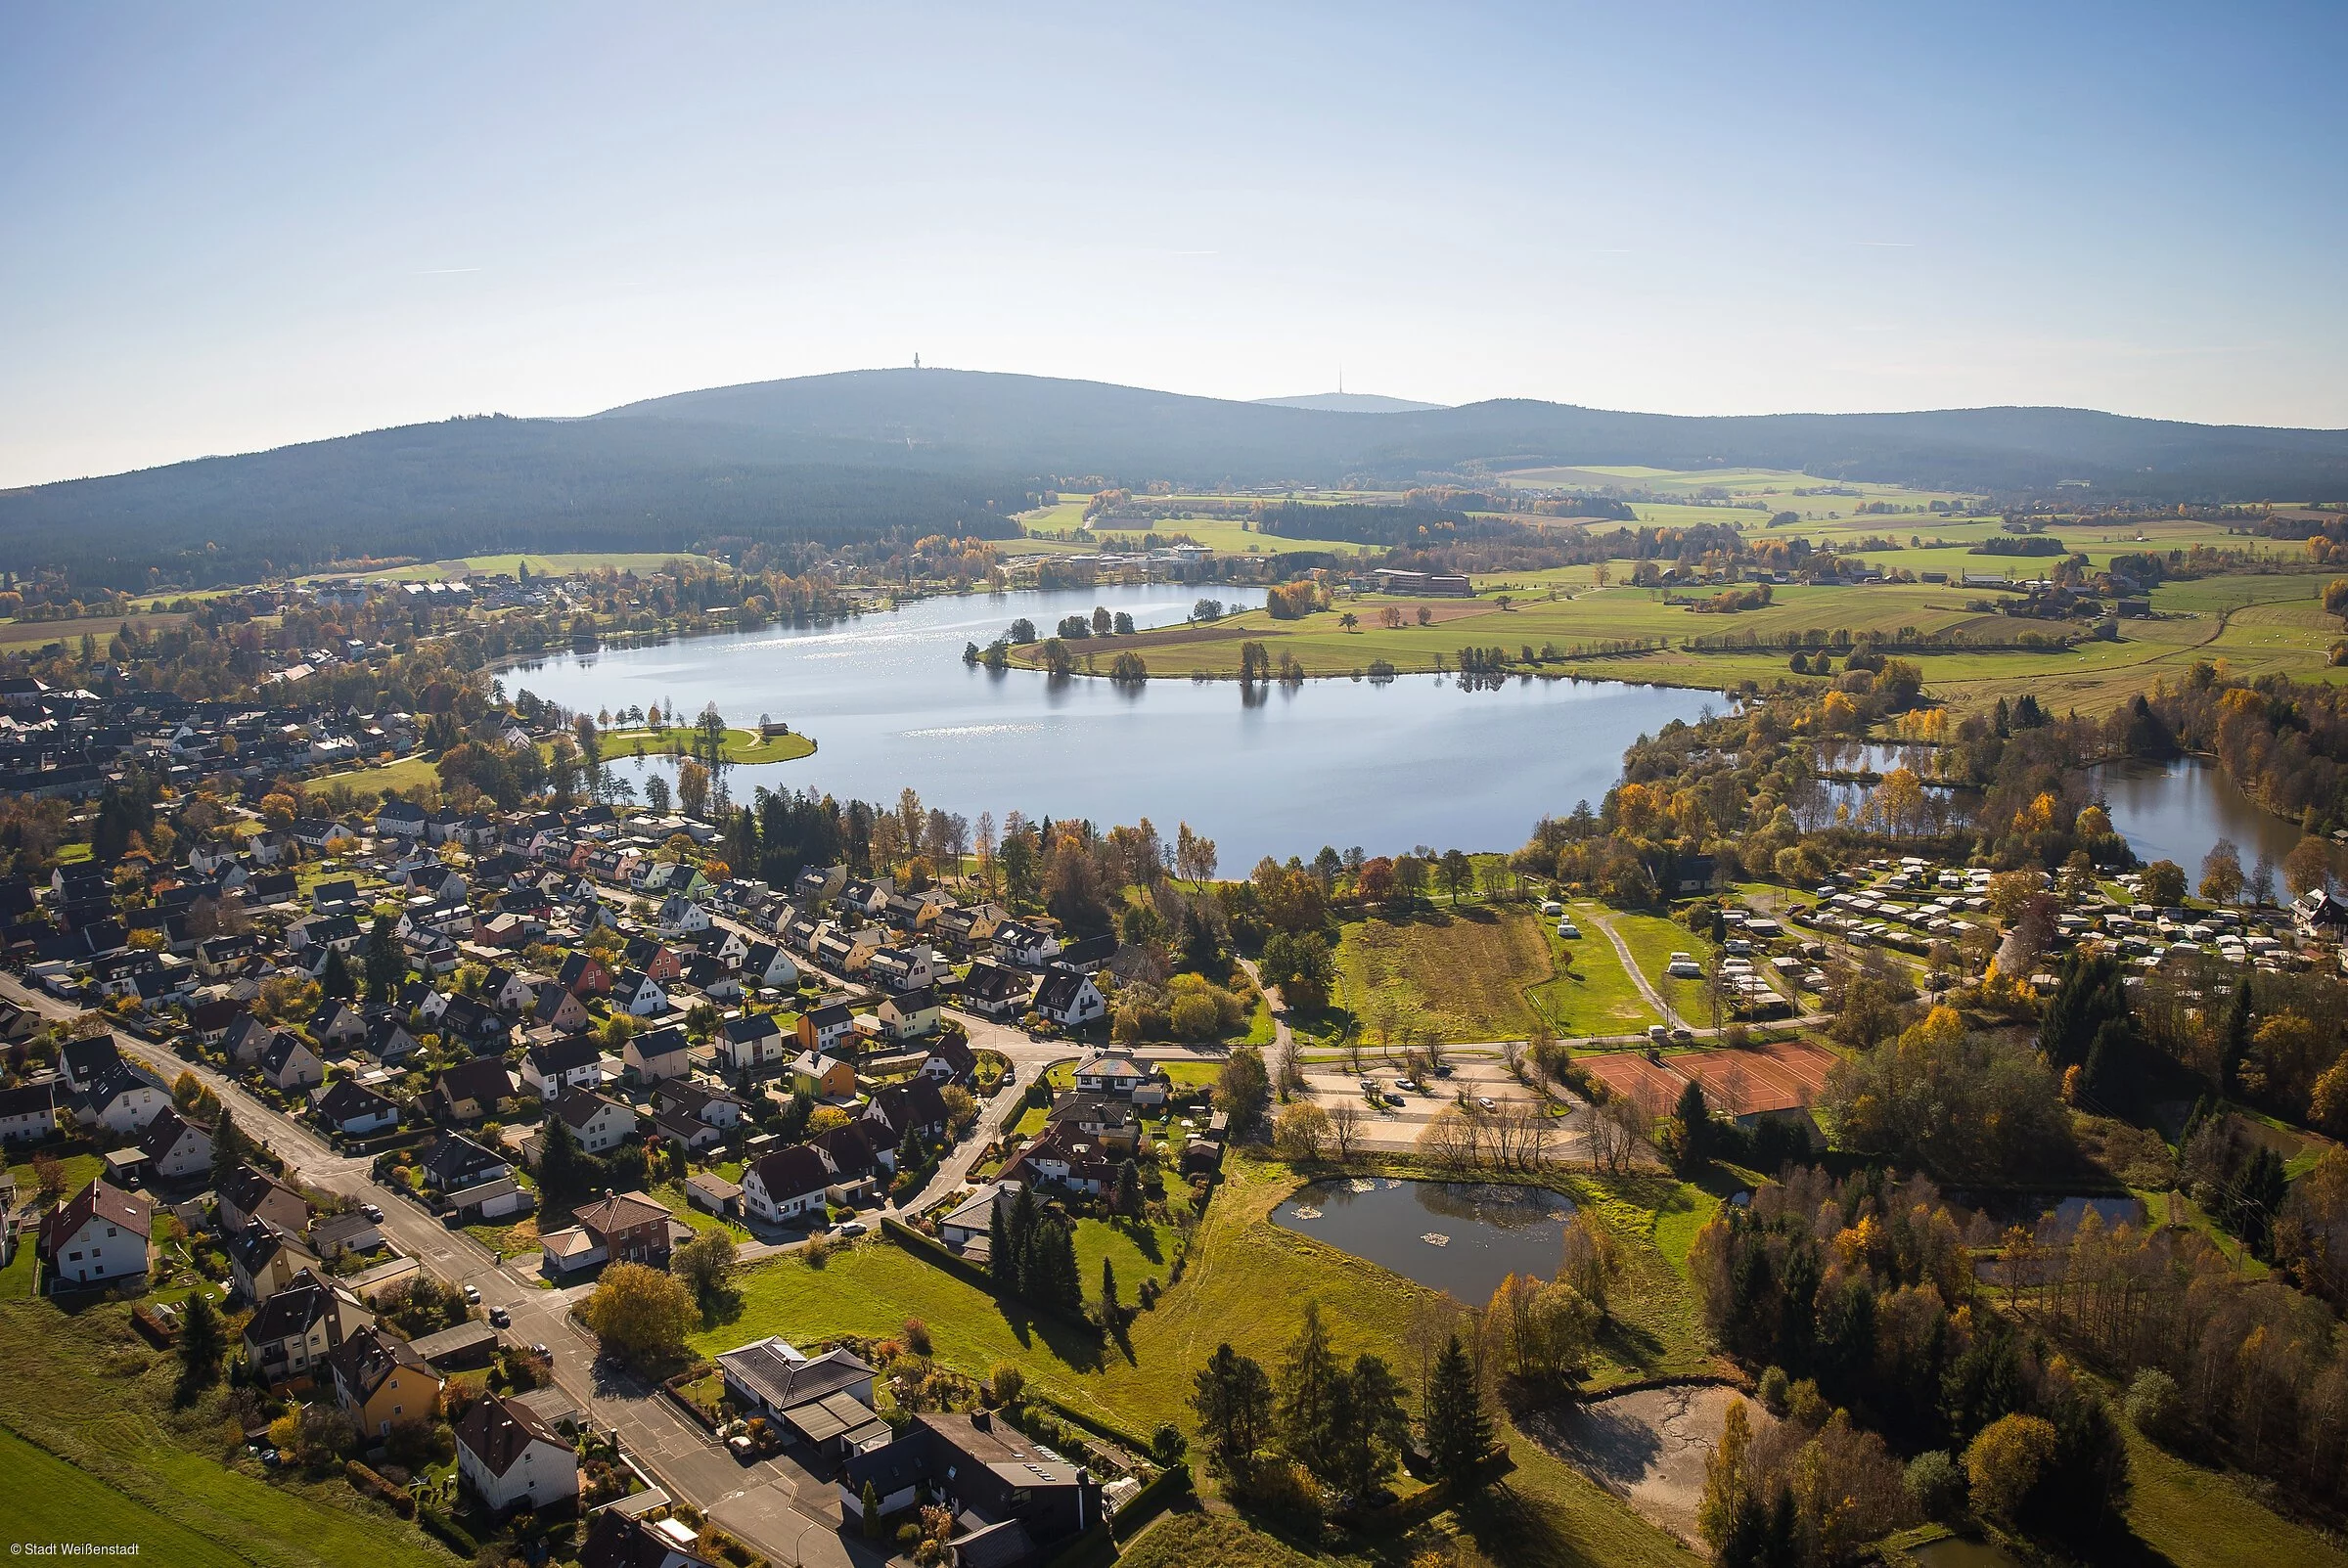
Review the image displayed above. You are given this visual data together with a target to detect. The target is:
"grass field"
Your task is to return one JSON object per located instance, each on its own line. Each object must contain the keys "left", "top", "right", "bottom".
{"left": 0, "top": 609, "right": 192, "bottom": 651}
{"left": 1006, "top": 536, "right": 2341, "bottom": 711}
{"left": 2121, "top": 1425, "right": 2348, "bottom": 1568}
{"left": 1537, "top": 909, "right": 1663, "bottom": 1037}
{"left": 0, "top": 1302, "right": 449, "bottom": 1568}
{"left": 0, "top": 1428, "right": 258, "bottom": 1568}
{"left": 1333, "top": 907, "right": 1559, "bottom": 1042}
{"left": 600, "top": 724, "right": 818, "bottom": 765}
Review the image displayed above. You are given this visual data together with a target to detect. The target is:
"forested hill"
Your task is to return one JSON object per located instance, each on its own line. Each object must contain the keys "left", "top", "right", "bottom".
{"left": 0, "top": 415, "right": 1030, "bottom": 588}
{"left": 10, "top": 368, "right": 2348, "bottom": 588}
{"left": 603, "top": 369, "right": 2348, "bottom": 498}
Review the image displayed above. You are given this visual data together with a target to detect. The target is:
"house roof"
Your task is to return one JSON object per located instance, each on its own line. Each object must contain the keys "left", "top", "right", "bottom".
{"left": 219, "top": 1163, "right": 309, "bottom": 1225}
{"left": 1034, "top": 972, "right": 1095, "bottom": 1013}
{"left": 138, "top": 1106, "right": 206, "bottom": 1161}
{"left": 628, "top": 1025, "right": 690, "bottom": 1061}
{"left": 715, "top": 1336, "right": 874, "bottom": 1411}
{"left": 41, "top": 1178, "right": 151, "bottom": 1255}
{"left": 573, "top": 1188, "right": 669, "bottom": 1240}
{"left": 434, "top": 1058, "right": 515, "bottom": 1106}
{"left": 527, "top": 1035, "right": 603, "bottom": 1075}
{"left": 748, "top": 1144, "right": 830, "bottom": 1200}
{"left": 455, "top": 1392, "right": 564, "bottom": 1478}
{"left": 722, "top": 1012, "right": 781, "bottom": 1043}
{"left": 327, "top": 1323, "right": 432, "bottom": 1401}
{"left": 551, "top": 1091, "right": 629, "bottom": 1132}
{"left": 243, "top": 1269, "right": 339, "bottom": 1343}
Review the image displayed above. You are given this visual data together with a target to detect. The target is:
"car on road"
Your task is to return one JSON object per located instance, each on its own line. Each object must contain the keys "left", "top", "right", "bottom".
{"left": 1476, "top": 1096, "right": 1497, "bottom": 1111}
{"left": 1395, "top": 1078, "right": 1420, "bottom": 1093}
{"left": 488, "top": 1306, "right": 510, "bottom": 1327}
{"left": 830, "top": 1219, "right": 869, "bottom": 1238}
{"left": 463, "top": 1283, "right": 481, "bottom": 1305}
{"left": 1648, "top": 1024, "right": 1673, "bottom": 1046}
{"left": 1669, "top": 1027, "right": 1695, "bottom": 1045}
{"left": 360, "top": 1202, "right": 384, "bottom": 1222}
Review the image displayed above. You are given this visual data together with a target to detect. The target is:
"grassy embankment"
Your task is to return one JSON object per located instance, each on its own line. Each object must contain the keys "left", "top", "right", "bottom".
{"left": 0, "top": 1302, "right": 450, "bottom": 1568}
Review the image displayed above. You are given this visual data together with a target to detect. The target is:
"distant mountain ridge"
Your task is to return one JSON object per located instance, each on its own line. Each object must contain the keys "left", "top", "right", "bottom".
{"left": 1253, "top": 392, "right": 1447, "bottom": 414}
{"left": 7, "top": 366, "right": 2347, "bottom": 587}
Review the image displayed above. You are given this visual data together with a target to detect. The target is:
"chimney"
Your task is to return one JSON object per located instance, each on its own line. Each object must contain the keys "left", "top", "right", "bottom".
{"left": 971, "top": 1409, "right": 990, "bottom": 1431}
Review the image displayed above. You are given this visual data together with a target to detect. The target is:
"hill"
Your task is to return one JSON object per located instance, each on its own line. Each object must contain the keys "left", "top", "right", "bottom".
{"left": 8, "top": 368, "right": 2348, "bottom": 587}
{"left": 1252, "top": 391, "right": 1448, "bottom": 413}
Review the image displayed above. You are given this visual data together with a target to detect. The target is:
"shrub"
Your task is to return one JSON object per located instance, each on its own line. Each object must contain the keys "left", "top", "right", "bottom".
{"left": 903, "top": 1317, "right": 932, "bottom": 1356}
{"left": 1964, "top": 1412, "right": 2057, "bottom": 1523}
{"left": 1904, "top": 1450, "right": 1968, "bottom": 1523}
{"left": 1757, "top": 1366, "right": 1790, "bottom": 1416}
{"left": 1151, "top": 1421, "right": 1188, "bottom": 1465}
{"left": 2125, "top": 1367, "right": 2186, "bottom": 1446}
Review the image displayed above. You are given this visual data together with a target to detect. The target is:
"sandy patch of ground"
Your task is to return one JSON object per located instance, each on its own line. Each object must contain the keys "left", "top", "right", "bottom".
{"left": 1521, "top": 1382, "right": 1763, "bottom": 1547}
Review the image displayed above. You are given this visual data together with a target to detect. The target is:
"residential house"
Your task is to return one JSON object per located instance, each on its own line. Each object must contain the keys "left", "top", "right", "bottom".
{"left": 810, "top": 1121, "right": 885, "bottom": 1196}
{"left": 228, "top": 1218, "right": 319, "bottom": 1303}
{"left": 217, "top": 1163, "right": 313, "bottom": 1237}
{"left": 537, "top": 1188, "right": 672, "bottom": 1277}
{"left": 862, "top": 1078, "right": 950, "bottom": 1151}
{"left": 37, "top": 1178, "right": 151, "bottom": 1292}
{"left": 1033, "top": 972, "right": 1106, "bottom": 1029}
{"left": 866, "top": 943, "right": 938, "bottom": 994}
{"left": 1051, "top": 933, "right": 1116, "bottom": 974}
{"left": 455, "top": 1393, "right": 579, "bottom": 1516}
{"left": 622, "top": 1025, "right": 693, "bottom": 1084}
{"left": 0, "top": 1079, "right": 56, "bottom": 1143}
{"left": 1049, "top": 1094, "right": 1141, "bottom": 1155}
{"left": 791, "top": 865, "right": 845, "bottom": 904}
{"left": 939, "top": 1181, "right": 1016, "bottom": 1254}
{"left": 916, "top": 1035, "right": 977, "bottom": 1087}
{"left": 521, "top": 1036, "right": 604, "bottom": 1099}
{"left": 537, "top": 1091, "right": 636, "bottom": 1159}
{"left": 715, "top": 1336, "right": 884, "bottom": 1457}
{"left": 740, "top": 941, "right": 799, "bottom": 989}
{"left": 960, "top": 962, "right": 1035, "bottom": 1021}
{"left": 259, "top": 1031, "right": 326, "bottom": 1093}
{"left": 655, "top": 895, "right": 710, "bottom": 937}
{"left": 373, "top": 799, "right": 428, "bottom": 838}
{"left": 436, "top": 993, "right": 514, "bottom": 1051}
{"left": 1002, "top": 1124, "right": 1113, "bottom": 1195}
{"left": 877, "top": 986, "right": 941, "bottom": 1041}
{"left": 312, "top": 1077, "right": 402, "bottom": 1137}
{"left": 221, "top": 1013, "right": 274, "bottom": 1067}
{"left": 75, "top": 1061, "right": 171, "bottom": 1138}
{"left": 308, "top": 999, "right": 366, "bottom": 1051}
{"left": 812, "top": 921, "right": 885, "bottom": 975}
{"left": 716, "top": 1012, "right": 786, "bottom": 1072}
{"left": 795, "top": 1003, "right": 855, "bottom": 1057}
{"left": 834, "top": 877, "right": 893, "bottom": 918}
{"left": 137, "top": 1107, "right": 212, "bottom": 1183}
{"left": 610, "top": 967, "right": 668, "bottom": 1017}
{"left": 364, "top": 1008, "right": 422, "bottom": 1064}
{"left": 1072, "top": 1053, "right": 1148, "bottom": 1098}
{"left": 557, "top": 950, "right": 612, "bottom": 999}
{"left": 432, "top": 1059, "right": 515, "bottom": 1124}
{"left": 580, "top": 1512, "right": 722, "bottom": 1568}
{"left": 934, "top": 901, "right": 1008, "bottom": 950}
{"left": 742, "top": 1144, "right": 832, "bottom": 1225}
{"left": 991, "top": 919, "right": 1061, "bottom": 968}
{"left": 328, "top": 1324, "right": 443, "bottom": 1437}
{"left": 841, "top": 1410, "right": 1100, "bottom": 1556}
{"left": 789, "top": 1049, "right": 857, "bottom": 1101}
{"left": 620, "top": 937, "right": 683, "bottom": 984}
{"left": 306, "top": 1210, "right": 384, "bottom": 1261}
{"left": 655, "top": 1079, "right": 746, "bottom": 1132}
{"left": 242, "top": 1268, "right": 371, "bottom": 1384}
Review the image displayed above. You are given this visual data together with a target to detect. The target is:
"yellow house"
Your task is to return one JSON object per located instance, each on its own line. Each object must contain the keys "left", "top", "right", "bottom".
{"left": 327, "top": 1325, "right": 445, "bottom": 1438}
{"left": 789, "top": 1049, "right": 857, "bottom": 1101}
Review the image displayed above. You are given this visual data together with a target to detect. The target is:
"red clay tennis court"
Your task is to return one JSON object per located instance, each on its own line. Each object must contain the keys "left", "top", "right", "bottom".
{"left": 1584, "top": 1038, "right": 1839, "bottom": 1116}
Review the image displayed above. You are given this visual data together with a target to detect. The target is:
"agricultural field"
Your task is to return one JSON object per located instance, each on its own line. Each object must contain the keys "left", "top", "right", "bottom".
{"left": 0, "top": 608, "right": 193, "bottom": 651}
{"left": 1332, "top": 907, "right": 1560, "bottom": 1042}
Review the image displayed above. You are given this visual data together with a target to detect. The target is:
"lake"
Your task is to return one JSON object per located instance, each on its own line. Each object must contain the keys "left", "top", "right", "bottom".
{"left": 505, "top": 584, "right": 1713, "bottom": 867}
{"left": 1271, "top": 1178, "right": 1576, "bottom": 1300}
{"left": 2090, "top": 755, "right": 2325, "bottom": 881}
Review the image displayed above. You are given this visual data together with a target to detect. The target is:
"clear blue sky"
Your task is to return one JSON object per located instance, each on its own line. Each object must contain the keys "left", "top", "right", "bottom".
{"left": 3, "top": 1, "right": 2344, "bottom": 486}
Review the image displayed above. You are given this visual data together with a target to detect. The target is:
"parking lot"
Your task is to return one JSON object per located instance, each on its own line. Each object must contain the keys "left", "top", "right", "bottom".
{"left": 1294, "top": 1055, "right": 1577, "bottom": 1152}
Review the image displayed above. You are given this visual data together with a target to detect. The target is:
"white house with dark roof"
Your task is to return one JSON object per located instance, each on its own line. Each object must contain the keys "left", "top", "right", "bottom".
{"left": 37, "top": 1178, "right": 151, "bottom": 1291}
{"left": 456, "top": 1392, "right": 578, "bottom": 1515}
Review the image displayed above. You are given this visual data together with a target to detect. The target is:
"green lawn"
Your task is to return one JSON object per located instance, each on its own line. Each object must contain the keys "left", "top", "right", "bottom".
{"left": 1606, "top": 912, "right": 1717, "bottom": 1025}
{"left": 7, "top": 1149, "right": 107, "bottom": 1197}
{"left": 0, "top": 1302, "right": 450, "bottom": 1568}
{"left": 602, "top": 725, "right": 817, "bottom": 766}
{"left": 0, "top": 1428, "right": 258, "bottom": 1568}
{"left": 1536, "top": 907, "right": 1663, "bottom": 1037}
{"left": 1073, "top": 1218, "right": 1181, "bottom": 1309}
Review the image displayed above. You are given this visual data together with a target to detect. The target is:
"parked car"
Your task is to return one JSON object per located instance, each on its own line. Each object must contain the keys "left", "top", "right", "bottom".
{"left": 1648, "top": 1024, "right": 1672, "bottom": 1046}
{"left": 1669, "top": 1027, "right": 1695, "bottom": 1045}
{"left": 1556, "top": 921, "right": 1581, "bottom": 939}
{"left": 830, "top": 1219, "right": 869, "bottom": 1238}
{"left": 360, "top": 1202, "right": 384, "bottom": 1222}
{"left": 463, "top": 1283, "right": 481, "bottom": 1305}
{"left": 1476, "top": 1096, "right": 1497, "bottom": 1111}
{"left": 488, "top": 1306, "right": 510, "bottom": 1327}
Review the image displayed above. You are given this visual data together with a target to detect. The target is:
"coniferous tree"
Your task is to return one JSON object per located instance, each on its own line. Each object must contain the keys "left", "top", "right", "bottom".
{"left": 988, "top": 1190, "right": 1016, "bottom": 1293}
{"left": 2222, "top": 968, "right": 2253, "bottom": 1099}
{"left": 1276, "top": 1302, "right": 1345, "bottom": 1482}
{"left": 320, "top": 946, "right": 355, "bottom": 1001}
{"left": 1674, "top": 1079, "right": 1712, "bottom": 1172}
{"left": 178, "top": 1291, "right": 224, "bottom": 1390}
{"left": 1191, "top": 1343, "right": 1275, "bottom": 1476}
{"left": 1422, "top": 1333, "right": 1492, "bottom": 1496}
{"left": 1331, "top": 1353, "right": 1410, "bottom": 1502}
{"left": 210, "top": 1106, "right": 246, "bottom": 1187}
{"left": 1113, "top": 1159, "right": 1143, "bottom": 1217}
{"left": 363, "top": 913, "right": 404, "bottom": 1002}
{"left": 539, "top": 1110, "right": 586, "bottom": 1209}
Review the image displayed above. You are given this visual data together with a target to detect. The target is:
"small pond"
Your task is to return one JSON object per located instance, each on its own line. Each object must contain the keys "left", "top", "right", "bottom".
{"left": 1271, "top": 1178, "right": 1576, "bottom": 1301}
{"left": 1907, "top": 1536, "right": 2027, "bottom": 1568}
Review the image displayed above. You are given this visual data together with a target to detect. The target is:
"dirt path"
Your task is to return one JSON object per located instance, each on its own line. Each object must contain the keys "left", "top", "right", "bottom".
{"left": 1590, "top": 913, "right": 1688, "bottom": 1031}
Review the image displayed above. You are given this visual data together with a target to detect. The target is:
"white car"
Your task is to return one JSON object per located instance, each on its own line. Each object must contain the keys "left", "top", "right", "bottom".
{"left": 1648, "top": 1024, "right": 1672, "bottom": 1046}
{"left": 1476, "top": 1096, "right": 1497, "bottom": 1111}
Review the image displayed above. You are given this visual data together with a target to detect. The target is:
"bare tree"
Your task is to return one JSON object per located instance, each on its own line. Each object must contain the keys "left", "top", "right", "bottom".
{"left": 1329, "top": 1101, "right": 1364, "bottom": 1161}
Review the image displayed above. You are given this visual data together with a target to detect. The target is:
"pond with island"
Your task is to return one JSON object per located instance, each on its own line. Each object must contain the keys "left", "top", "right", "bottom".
{"left": 505, "top": 583, "right": 1716, "bottom": 865}
{"left": 1271, "top": 1177, "right": 1576, "bottom": 1300}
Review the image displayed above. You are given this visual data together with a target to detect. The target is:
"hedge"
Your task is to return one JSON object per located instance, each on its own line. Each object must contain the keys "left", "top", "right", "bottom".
{"left": 417, "top": 1506, "right": 475, "bottom": 1555}
{"left": 1109, "top": 1463, "right": 1194, "bottom": 1541}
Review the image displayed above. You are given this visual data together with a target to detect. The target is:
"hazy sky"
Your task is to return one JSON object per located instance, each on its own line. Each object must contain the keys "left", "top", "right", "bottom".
{"left": 4, "top": 2, "right": 2345, "bottom": 486}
